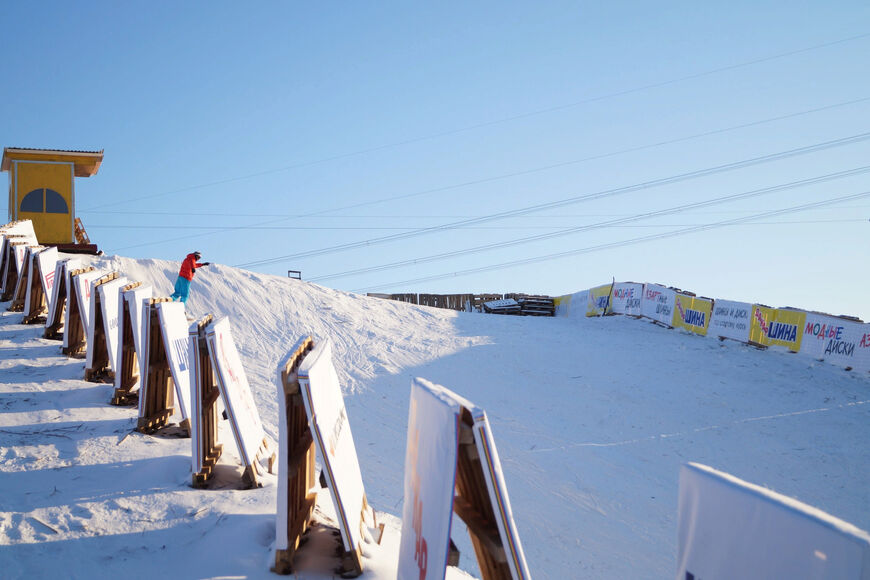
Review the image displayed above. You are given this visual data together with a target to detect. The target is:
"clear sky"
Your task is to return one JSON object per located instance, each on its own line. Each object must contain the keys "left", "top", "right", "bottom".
{"left": 3, "top": 2, "right": 869, "bottom": 319}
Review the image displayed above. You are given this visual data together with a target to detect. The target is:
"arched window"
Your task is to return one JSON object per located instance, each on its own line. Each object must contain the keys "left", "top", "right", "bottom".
{"left": 45, "top": 189, "right": 68, "bottom": 213}
{"left": 19, "top": 188, "right": 68, "bottom": 214}
{"left": 20, "top": 189, "right": 43, "bottom": 212}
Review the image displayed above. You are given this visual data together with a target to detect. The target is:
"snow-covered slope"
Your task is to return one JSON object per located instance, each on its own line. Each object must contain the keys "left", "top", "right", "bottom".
{"left": 1, "top": 254, "right": 868, "bottom": 579}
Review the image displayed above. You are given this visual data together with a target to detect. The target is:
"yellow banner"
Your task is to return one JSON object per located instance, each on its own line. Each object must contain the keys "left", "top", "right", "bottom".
{"left": 671, "top": 294, "right": 713, "bottom": 335}
{"left": 586, "top": 284, "right": 612, "bottom": 317}
{"left": 749, "top": 306, "right": 806, "bottom": 351}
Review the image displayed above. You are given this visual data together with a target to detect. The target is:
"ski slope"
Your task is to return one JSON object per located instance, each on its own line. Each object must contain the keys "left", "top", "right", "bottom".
{"left": 1, "top": 254, "right": 869, "bottom": 579}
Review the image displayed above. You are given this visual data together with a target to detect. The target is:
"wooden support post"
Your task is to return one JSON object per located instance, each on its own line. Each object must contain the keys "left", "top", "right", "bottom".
{"left": 274, "top": 336, "right": 318, "bottom": 575}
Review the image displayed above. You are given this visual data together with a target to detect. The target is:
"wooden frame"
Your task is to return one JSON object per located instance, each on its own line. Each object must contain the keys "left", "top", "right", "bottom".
{"left": 0, "top": 240, "right": 25, "bottom": 301}
{"left": 454, "top": 409, "right": 511, "bottom": 579}
{"left": 84, "top": 272, "right": 119, "bottom": 382}
{"left": 8, "top": 245, "right": 35, "bottom": 312}
{"left": 137, "top": 297, "right": 186, "bottom": 434}
{"left": 190, "top": 314, "right": 223, "bottom": 487}
{"left": 274, "top": 336, "right": 318, "bottom": 575}
{"left": 111, "top": 282, "right": 143, "bottom": 405}
{"left": 61, "top": 267, "right": 95, "bottom": 357}
{"left": 22, "top": 248, "right": 48, "bottom": 324}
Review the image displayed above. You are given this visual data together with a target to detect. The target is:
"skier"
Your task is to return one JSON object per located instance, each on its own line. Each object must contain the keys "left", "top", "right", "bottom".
{"left": 170, "top": 251, "right": 210, "bottom": 304}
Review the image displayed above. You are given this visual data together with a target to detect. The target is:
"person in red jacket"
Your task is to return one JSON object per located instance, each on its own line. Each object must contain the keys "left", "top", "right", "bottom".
{"left": 170, "top": 251, "right": 210, "bottom": 304}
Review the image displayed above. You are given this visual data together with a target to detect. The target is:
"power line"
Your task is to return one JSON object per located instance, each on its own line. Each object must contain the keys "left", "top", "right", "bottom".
{"left": 234, "top": 131, "right": 870, "bottom": 269}
{"left": 106, "top": 99, "right": 870, "bottom": 253}
{"left": 81, "top": 31, "right": 870, "bottom": 212}
{"left": 353, "top": 190, "right": 870, "bottom": 292}
{"left": 309, "top": 165, "right": 870, "bottom": 282}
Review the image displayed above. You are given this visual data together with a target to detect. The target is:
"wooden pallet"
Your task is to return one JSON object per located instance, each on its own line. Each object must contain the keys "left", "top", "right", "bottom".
{"left": 274, "top": 336, "right": 319, "bottom": 575}
{"left": 190, "top": 314, "right": 223, "bottom": 487}
{"left": 84, "top": 272, "right": 120, "bottom": 382}
{"left": 137, "top": 298, "right": 181, "bottom": 434}
{"left": 111, "top": 282, "right": 143, "bottom": 405}
{"left": 0, "top": 240, "right": 25, "bottom": 302}
{"left": 61, "top": 267, "right": 95, "bottom": 358}
{"left": 22, "top": 261, "right": 47, "bottom": 324}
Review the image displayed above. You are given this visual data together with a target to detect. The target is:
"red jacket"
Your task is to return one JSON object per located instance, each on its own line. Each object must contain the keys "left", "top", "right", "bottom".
{"left": 179, "top": 253, "right": 204, "bottom": 281}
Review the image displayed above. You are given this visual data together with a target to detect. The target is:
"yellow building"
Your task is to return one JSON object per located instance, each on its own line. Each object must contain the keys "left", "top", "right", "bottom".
{"left": 1, "top": 147, "right": 103, "bottom": 245}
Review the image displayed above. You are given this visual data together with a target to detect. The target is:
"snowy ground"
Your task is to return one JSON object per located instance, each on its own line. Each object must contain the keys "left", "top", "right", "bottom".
{"left": 1, "top": 254, "right": 869, "bottom": 579}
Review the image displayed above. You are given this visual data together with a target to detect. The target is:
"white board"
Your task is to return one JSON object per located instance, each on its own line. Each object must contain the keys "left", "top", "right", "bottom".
{"left": 22, "top": 247, "right": 44, "bottom": 317}
{"left": 156, "top": 301, "right": 192, "bottom": 421}
{"left": 86, "top": 274, "right": 126, "bottom": 372}
{"left": 468, "top": 406, "right": 531, "bottom": 579}
{"left": 709, "top": 299, "right": 752, "bottom": 342}
{"left": 609, "top": 282, "right": 643, "bottom": 316}
{"left": 205, "top": 317, "right": 266, "bottom": 468}
{"left": 800, "top": 313, "right": 870, "bottom": 372}
{"left": 14, "top": 245, "right": 37, "bottom": 306}
{"left": 640, "top": 283, "right": 676, "bottom": 326}
{"left": 46, "top": 258, "right": 80, "bottom": 331}
{"left": 64, "top": 269, "right": 105, "bottom": 352}
{"left": 678, "top": 462, "right": 870, "bottom": 579}
{"left": 115, "top": 284, "right": 152, "bottom": 395}
{"left": 398, "top": 378, "right": 464, "bottom": 580}
{"left": 189, "top": 325, "right": 205, "bottom": 476}
{"left": 35, "top": 247, "right": 58, "bottom": 311}
{"left": 97, "top": 277, "right": 129, "bottom": 372}
{"left": 299, "top": 339, "right": 369, "bottom": 554}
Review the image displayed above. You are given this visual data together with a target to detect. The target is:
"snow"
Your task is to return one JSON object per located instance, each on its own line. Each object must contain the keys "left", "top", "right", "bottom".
{"left": 1, "top": 253, "right": 869, "bottom": 579}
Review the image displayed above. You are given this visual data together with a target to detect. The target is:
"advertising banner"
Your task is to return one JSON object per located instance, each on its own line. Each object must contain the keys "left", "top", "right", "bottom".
{"left": 800, "top": 313, "right": 870, "bottom": 372}
{"left": 672, "top": 294, "right": 713, "bottom": 336}
{"left": 640, "top": 283, "right": 676, "bottom": 326}
{"left": 46, "top": 258, "right": 79, "bottom": 330}
{"left": 86, "top": 275, "right": 126, "bottom": 374}
{"left": 709, "top": 299, "right": 752, "bottom": 343}
{"left": 398, "top": 378, "right": 463, "bottom": 580}
{"left": 189, "top": 326, "right": 205, "bottom": 476}
{"left": 22, "top": 247, "right": 44, "bottom": 318}
{"left": 554, "top": 289, "right": 589, "bottom": 318}
{"left": 156, "top": 301, "right": 192, "bottom": 421}
{"left": 299, "top": 339, "right": 369, "bottom": 554}
{"left": 678, "top": 462, "right": 870, "bottom": 579}
{"left": 96, "top": 277, "right": 128, "bottom": 372}
{"left": 586, "top": 283, "right": 613, "bottom": 317}
{"left": 35, "top": 246, "right": 58, "bottom": 311}
{"left": 205, "top": 317, "right": 266, "bottom": 468}
{"left": 113, "top": 284, "right": 152, "bottom": 396}
{"left": 67, "top": 269, "right": 105, "bottom": 349}
{"left": 610, "top": 282, "right": 643, "bottom": 316}
{"left": 749, "top": 306, "right": 806, "bottom": 352}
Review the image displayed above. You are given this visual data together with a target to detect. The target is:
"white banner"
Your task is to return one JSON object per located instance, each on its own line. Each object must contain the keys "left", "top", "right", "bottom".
{"left": 113, "top": 284, "right": 151, "bottom": 395}
{"left": 398, "top": 378, "right": 463, "bottom": 580}
{"left": 800, "top": 313, "right": 870, "bottom": 372}
{"left": 97, "top": 277, "right": 129, "bottom": 372}
{"left": 35, "top": 247, "right": 58, "bottom": 311}
{"left": 610, "top": 282, "right": 643, "bottom": 316}
{"left": 554, "top": 289, "right": 588, "bottom": 318}
{"left": 14, "top": 242, "right": 32, "bottom": 274}
{"left": 65, "top": 269, "right": 105, "bottom": 351}
{"left": 86, "top": 274, "right": 126, "bottom": 373}
{"left": 46, "top": 258, "right": 79, "bottom": 331}
{"left": 189, "top": 325, "right": 205, "bottom": 476}
{"left": 470, "top": 408, "right": 531, "bottom": 579}
{"left": 205, "top": 317, "right": 266, "bottom": 468}
{"left": 641, "top": 283, "right": 676, "bottom": 326}
{"left": 156, "top": 301, "right": 192, "bottom": 421}
{"left": 678, "top": 462, "right": 870, "bottom": 579}
{"left": 22, "top": 247, "right": 44, "bottom": 317}
{"left": 299, "top": 339, "right": 368, "bottom": 554}
{"left": 14, "top": 245, "right": 37, "bottom": 305}
{"left": 709, "top": 299, "right": 752, "bottom": 343}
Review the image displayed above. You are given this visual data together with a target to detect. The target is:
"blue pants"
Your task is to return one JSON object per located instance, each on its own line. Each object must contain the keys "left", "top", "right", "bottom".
{"left": 170, "top": 276, "right": 191, "bottom": 304}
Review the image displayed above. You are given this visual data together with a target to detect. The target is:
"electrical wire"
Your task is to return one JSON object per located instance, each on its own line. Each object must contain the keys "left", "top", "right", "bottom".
{"left": 233, "top": 131, "right": 870, "bottom": 269}
{"left": 81, "top": 31, "right": 870, "bottom": 212}
{"left": 309, "top": 165, "right": 870, "bottom": 282}
{"left": 353, "top": 190, "right": 870, "bottom": 292}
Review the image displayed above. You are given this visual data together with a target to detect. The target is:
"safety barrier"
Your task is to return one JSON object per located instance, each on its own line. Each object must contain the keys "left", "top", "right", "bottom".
{"left": 555, "top": 281, "right": 870, "bottom": 373}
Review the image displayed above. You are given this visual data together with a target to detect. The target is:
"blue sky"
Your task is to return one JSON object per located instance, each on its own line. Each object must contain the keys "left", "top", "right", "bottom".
{"left": 3, "top": 2, "right": 869, "bottom": 318}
